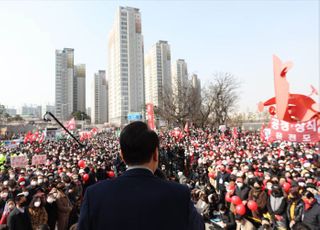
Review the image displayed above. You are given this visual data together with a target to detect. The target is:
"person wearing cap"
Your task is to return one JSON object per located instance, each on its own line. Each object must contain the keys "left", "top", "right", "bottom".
{"left": 78, "top": 121, "right": 204, "bottom": 230}
{"left": 7, "top": 193, "right": 32, "bottom": 230}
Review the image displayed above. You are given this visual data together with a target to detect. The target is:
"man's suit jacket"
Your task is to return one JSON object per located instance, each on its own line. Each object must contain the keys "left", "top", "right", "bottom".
{"left": 78, "top": 168, "right": 204, "bottom": 230}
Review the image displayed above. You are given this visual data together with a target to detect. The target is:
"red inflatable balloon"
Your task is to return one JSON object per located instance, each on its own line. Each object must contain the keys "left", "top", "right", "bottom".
{"left": 108, "top": 171, "right": 115, "bottom": 178}
{"left": 83, "top": 173, "right": 89, "bottom": 182}
{"left": 247, "top": 200, "right": 258, "bottom": 211}
{"left": 235, "top": 204, "right": 246, "bottom": 216}
{"left": 225, "top": 193, "right": 232, "bottom": 203}
{"left": 208, "top": 172, "right": 215, "bottom": 179}
{"left": 283, "top": 182, "right": 291, "bottom": 193}
{"left": 78, "top": 160, "right": 86, "bottom": 169}
{"left": 231, "top": 196, "right": 242, "bottom": 205}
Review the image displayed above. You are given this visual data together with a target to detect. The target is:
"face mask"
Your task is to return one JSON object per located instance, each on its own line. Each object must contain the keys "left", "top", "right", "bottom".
{"left": 34, "top": 201, "right": 41, "bottom": 207}
{"left": 47, "top": 197, "right": 55, "bottom": 204}
{"left": 20, "top": 181, "right": 25, "bottom": 186}
{"left": 3, "top": 181, "right": 8, "bottom": 186}
{"left": 267, "top": 184, "right": 272, "bottom": 190}
{"left": 31, "top": 181, "right": 37, "bottom": 186}
{"left": 1, "top": 193, "right": 8, "bottom": 198}
{"left": 38, "top": 179, "right": 43, "bottom": 184}
{"left": 237, "top": 183, "right": 243, "bottom": 188}
{"left": 9, "top": 174, "right": 15, "bottom": 179}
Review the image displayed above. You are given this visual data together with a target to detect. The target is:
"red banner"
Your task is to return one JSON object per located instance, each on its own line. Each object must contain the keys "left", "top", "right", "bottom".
{"left": 262, "top": 117, "right": 319, "bottom": 143}
{"left": 146, "top": 103, "right": 155, "bottom": 130}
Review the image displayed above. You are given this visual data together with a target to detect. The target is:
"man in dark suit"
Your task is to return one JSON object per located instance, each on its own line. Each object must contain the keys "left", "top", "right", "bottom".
{"left": 78, "top": 121, "right": 204, "bottom": 230}
{"left": 7, "top": 193, "right": 32, "bottom": 230}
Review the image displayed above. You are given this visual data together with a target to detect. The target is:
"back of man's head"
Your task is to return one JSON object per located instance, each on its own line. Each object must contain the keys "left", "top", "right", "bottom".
{"left": 120, "top": 121, "right": 159, "bottom": 165}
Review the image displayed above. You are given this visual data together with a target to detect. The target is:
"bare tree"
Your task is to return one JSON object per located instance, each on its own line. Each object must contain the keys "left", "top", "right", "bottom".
{"left": 155, "top": 84, "right": 200, "bottom": 128}
{"left": 210, "top": 72, "right": 240, "bottom": 127}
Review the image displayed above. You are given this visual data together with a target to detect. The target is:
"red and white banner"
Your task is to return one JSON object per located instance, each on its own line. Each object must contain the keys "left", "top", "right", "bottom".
{"left": 146, "top": 103, "right": 155, "bottom": 130}
{"left": 261, "top": 117, "right": 319, "bottom": 143}
{"left": 11, "top": 155, "right": 28, "bottom": 168}
{"left": 32, "top": 154, "right": 47, "bottom": 165}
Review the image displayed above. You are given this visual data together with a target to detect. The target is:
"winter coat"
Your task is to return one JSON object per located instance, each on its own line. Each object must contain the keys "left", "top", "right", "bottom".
{"left": 56, "top": 191, "right": 72, "bottom": 230}
{"left": 236, "top": 218, "right": 256, "bottom": 230}
{"left": 286, "top": 199, "right": 304, "bottom": 223}
{"left": 28, "top": 207, "right": 48, "bottom": 229}
{"left": 248, "top": 188, "right": 268, "bottom": 219}
{"left": 235, "top": 185, "right": 250, "bottom": 201}
{"left": 302, "top": 202, "right": 320, "bottom": 230}
{"left": 266, "top": 194, "right": 287, "bottom": 228}
{"left": 45, "top": 202, "right": 58, "bottom": 230}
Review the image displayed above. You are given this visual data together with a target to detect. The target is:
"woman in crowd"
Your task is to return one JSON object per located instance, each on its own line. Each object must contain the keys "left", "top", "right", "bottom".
{"left": 28, "top": 194, "right": 48, "bottom": 229}
{"left": 287, "top": 187, "right": 304, "bottom": 229}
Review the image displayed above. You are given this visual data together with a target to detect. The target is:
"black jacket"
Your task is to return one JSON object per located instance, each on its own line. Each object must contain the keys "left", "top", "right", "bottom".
{"left": 78, "top": 168, "right": 204, "bottom": 230}
{"left": 286, "top": 199, "right": 304, "bottom": 223}
{"left": 215, "top": 172, "right": 230, "bottom": 192}
{"left": 220, "top": 210, "right": 236, "bottom": 230}
{"left": 235, "top": 185, "right": 250, "bottom": 201}
{"left": 303, "top": 202, "right": 320, "bottom": 230}
{"left": 7, "top": 207, "right": 32, "bottom": 230}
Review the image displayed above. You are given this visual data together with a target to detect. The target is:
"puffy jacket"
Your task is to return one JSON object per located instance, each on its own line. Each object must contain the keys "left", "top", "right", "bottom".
{"left": 286, "top": 199, "right": 304, "bottom": 223}
{"left": 303, "top": 202, "right": 320, "bottom": 230}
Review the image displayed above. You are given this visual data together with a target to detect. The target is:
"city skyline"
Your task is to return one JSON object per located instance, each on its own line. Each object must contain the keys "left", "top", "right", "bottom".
{"left": 0, "top": 1, "right": 319, "bottom": 113}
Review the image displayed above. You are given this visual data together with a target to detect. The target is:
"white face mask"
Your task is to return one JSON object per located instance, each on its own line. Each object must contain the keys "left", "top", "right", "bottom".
{"left": 237, "top": 183, "right": 243, "bottom": 188}
{"left": 34, "top": 201, "right": 41, "bottom": 207}
{"left": 47, "top": 197, "right": 55, "bottom": 204}
{"left": 1, "top": 193, "right": 8, "bottom": 198}
{"left": 38, "top": 179, "right": 43, "bottom": 184}
{"left": 9, "top": 174, "right": 15, "bottom": 179}
{"left": 20, "top": 181, "right": 25, "bottom": 186}
{"left": 31, "top": 181, "right": 37, "bottom": 186}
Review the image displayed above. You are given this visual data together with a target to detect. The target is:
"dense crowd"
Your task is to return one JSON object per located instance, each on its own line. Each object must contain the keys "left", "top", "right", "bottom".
{"left": 0, "top": 127, "right": 319, "bottom": 230}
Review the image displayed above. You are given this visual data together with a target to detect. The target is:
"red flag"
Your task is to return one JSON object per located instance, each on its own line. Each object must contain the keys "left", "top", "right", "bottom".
{"left": 146, "top": 103, "right": 155, "bottom": 130}
{"left": 184, "top": 122, "right": 189, "bottom": 133}
{"left": 232, "top": 127, "right": 238, "bottom": 139}
{"left": 65, "top": 118, "right": 76, "bottom": 130}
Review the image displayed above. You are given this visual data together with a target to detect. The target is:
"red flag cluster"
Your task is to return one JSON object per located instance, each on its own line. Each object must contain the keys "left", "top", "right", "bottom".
{"left": 24, "top": 131, "right": 45, "bottom": 144}
{"left": 79, "top": 128, "right": 98, "bottom": 142}
{"left": 65, "top": 118, "right": 76, "bottom": 130}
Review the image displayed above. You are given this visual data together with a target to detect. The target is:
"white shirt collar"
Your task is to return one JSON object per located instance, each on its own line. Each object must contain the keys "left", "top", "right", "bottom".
{"left": 126, "top": 165, "right": 154, "bottom": 174}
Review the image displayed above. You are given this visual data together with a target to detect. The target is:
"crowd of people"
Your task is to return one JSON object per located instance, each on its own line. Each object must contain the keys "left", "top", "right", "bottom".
{"left": 0, "top": 126, "right": 319, "bottom": 230}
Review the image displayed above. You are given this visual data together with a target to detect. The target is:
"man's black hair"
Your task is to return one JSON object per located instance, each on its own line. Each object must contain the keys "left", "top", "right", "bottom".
{"left": 120, "top": 121, "right": 159, "bottom": 165}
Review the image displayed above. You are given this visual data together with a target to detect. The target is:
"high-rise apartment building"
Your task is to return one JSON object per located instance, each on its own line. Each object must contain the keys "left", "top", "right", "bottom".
{"left": 172, "top": 59, "right": 188, "bottom": 97}
{"left": 108, "top": 6, "right": 145, "bottom": 125}
{"left": 55, "top": 48, "right": 74, "bottom": 120}
{"left": 92, "top": 70, "right": 108, "bottom": 124}
{"left": 145, "top": 40, "right": 172, "bottom": 108}
{"left": 74, "top": 64, "right": 86, "bottom": 113}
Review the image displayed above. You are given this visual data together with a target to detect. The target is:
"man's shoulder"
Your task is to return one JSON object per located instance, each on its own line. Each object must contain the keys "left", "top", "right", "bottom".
{"left": 87, "top": 175, "right": 190, "bottom": 197}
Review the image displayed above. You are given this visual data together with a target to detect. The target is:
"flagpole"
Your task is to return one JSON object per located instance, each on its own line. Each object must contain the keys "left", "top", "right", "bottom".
{"left": 43, "top": 112, "right": 85, "bottom": 147}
